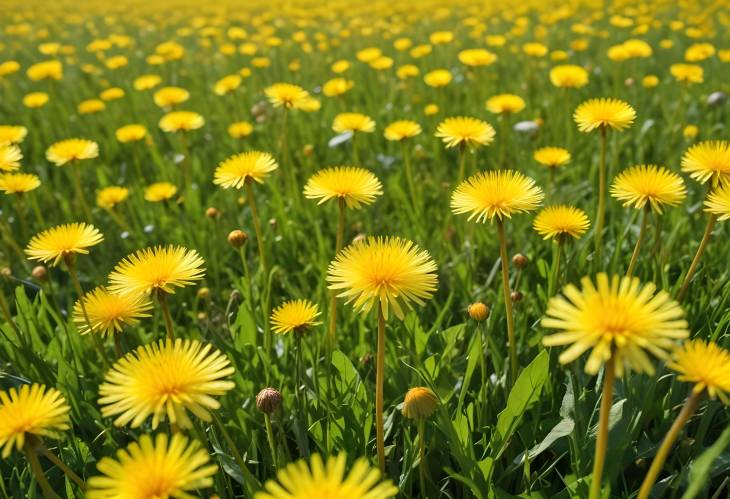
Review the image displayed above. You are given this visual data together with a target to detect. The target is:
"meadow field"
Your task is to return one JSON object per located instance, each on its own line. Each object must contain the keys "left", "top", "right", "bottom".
{"left": 0, "top": 0, "right": 729, "bottom": 497}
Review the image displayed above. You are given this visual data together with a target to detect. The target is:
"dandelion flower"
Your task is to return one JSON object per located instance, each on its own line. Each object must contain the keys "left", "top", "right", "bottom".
{"left": 77, "top": 99, "right": 105, "bottom": 115}
{"left": 681, "top": 141, "right": 730, "bottom": 185}
{"left": 255, "top": 453, "right": 397, "bottom": 499}
{"left": 98, "top": 339, "right": 234, "bottom": 428}
{"left": 303, "top": 166, "right": 383, "bottom": 209}
{"left": 533, "top": 205, "right": 590, "bottom": 240}
{"left": 115, "top": 124, "right": 148, "bottom": 143}
{"left": 549, "top": 65, "right": 589, "bottom": 88}
{"left": 97, "top": 186, "right": 129, "bottom": 209}
{"left": 670, "top": 63, "right": 703, "bottom": 84}
{"left": 451, "top": 170, "right": 544, "bottom": 222}
{"left": 0, "top": 173, "right": 40, "bottom": 194}
{"left": 327, "top": 236, "right": 438, "bottom": 320}
{"left": 667, "top": 340, "right": 730, "bottom": 403}
{"left": 23, "top": 92, "right": 50, "bottom": 108}
{"left": 86, "top": 433, "right": 217, "bottom": 498}
{"left": 323, "top": 78, "right": 354, "bottom": 97}
{"left": 534, "top": 147, "right": 571, "bottom": 168}
{"left": 384, "top": 120, "right": 422, "bottom": 141}
{"left": 423, "top": 69, "right": 452, "bottom": 88}
{"left": 402, "top": 387, "right": 439, "bottom": 419}
{"left": 542, "top": 273, "right": 689, "bottom": 376}
{"left": 457, "top": 48, "right": 497, "bottom": 67}
{"left": 25, "top": 223, "right": 104, "bottom": 266}
{"left": 0, "top": 144, "right": 22, "bottom": 171}
{"left": 611, "top": 165, "right": 687, "bottom": 213}
{"left": 0, "top": 384, "right": 69, "bottom": 458}
{"left": 574, "top": 98, "right": 636, "bottom": 133}
{"left": 153, "top": 86, "right": 190, "bottom": 108}
{"left": 46, "top": 139, "right": 99, "bottom": 166}
{"left": 332, "top": 113, "right": 375, "bottom": 134}
{"left": 108, "top": 245, "right": 205, "bottom": 296}
{"left": 228, "top": 121, "right": 253, "bottom": 139}
{"left": 144, "top": 181, "right": 177, "bottom": 202}
{"left": 214, "top": 151, "right": 278, "bottom": 188}
{"left": 435, "top": 117, "right": 495, "bottom": 150}
{"left": 0, "top": 125, "right": 28, "bottom": 145}
{"left": 133, "top": 74, "right": 162, "bottom": 91}
{"left": 265, "top": 83, "right": 309, "bottom": 108}
{"left": 73, "top": 286, "right": 152, "bottom": 337}
{"left": 705, "top": 183, "right": 730, "bottom": 221}
{"left": 486, "top": 94, "right": 526, "bottom": 115}
{"left": 159, "top": 111, "right": 205, "bottom": 133}
{"left": 270, "top": 299, "right": 322, "bottom": 335}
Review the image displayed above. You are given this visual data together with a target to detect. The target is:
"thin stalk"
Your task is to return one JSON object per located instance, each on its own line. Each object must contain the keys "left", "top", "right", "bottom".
{"left": 477, "top": 320, "right": 487, "bottom": 426}
{"left": 499, "top": 115, "right": 508, "bottom": 168}
{"left": 497, "top": 219, "right": 517, "bottom": 385}
{"left": 590, "top": 356, "right": 616, "bottom": 499}
{"left": 245, "top": 181, "right": 271, "bottom": 354}
{"left": 677, "top": 214, "right": 716, "bottom": 303}
{"left": 29, "top": 193, "right": 46, "bottom": 227}
{"left": 626, "top": 207, "right": 650, "bottom": 277}
{"left": 15, "top": 195, "right": 28, "bottom": 241}
{"left": 264, "top": 413, "right": 278, "bottom": 470}
{"left": 66, "top": 257, "right": 109, "bottom": 368}
{"left": 594, "top": 127, "right": 607, "bottom": 267}
{"left": 157, "top": 291, "right": 175, "bottom": 340}
{"left": 70, "top": 164, "right": 92, "bottom": 222}
{"left": 548, "top": 240, "right": 563, "bottom": 298}
{"left": 352, "top": 132, "right": 360, "bottom": 165}
{"left": 0, "top": 287, "right": 20, "bottom": 340}
{"left": 457, "top": 145, "right": 467, "bottom": 183}
{"left": 39, "top": 445, "right": 86, "bottom": 491}
{"left": 211, "top": 411, "right": 260, "bottom": 492}
{"left": 238, "top": 245, "right": 258, "bottom": 347}
{"left": 417, "top": 418, "right": 427, "bottom": 496}
{"left": 402, "top": 142, "right": 417, "bottom": 206}
{"left": 24, "top": 444, "right": 59, "bottom": 499}
{"left": 376, "top": 302, "right": 386, "bottom": 472}
{"left": 327, "top": 200, "right": 346, "bottom": 344}
{"left": 637, "top": 389, "right": 703, "bottom": 499}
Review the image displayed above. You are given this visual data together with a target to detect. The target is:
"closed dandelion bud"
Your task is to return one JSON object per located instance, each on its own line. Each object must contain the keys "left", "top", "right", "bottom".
{"left": 402, "top": 387, "right": 439, "bottom": 420}
{"left": 31, "top": 265, "right": 48, "bottom": 282}
{"left": 205, "top": 207, "right": 220, "bottom": 219}
{"left": 511, "top": 290, "right": 523, "bottom": 302}
{"left": 268, "top": 218, "right": 277, "bottom": 228}
{"left": 0, "top": 267, "right": 11, "bottom": 279}
{"left": 468, "top": 302, "right": 489, "bottom": 321}
{"left": 230, "top": 290, "right": 242, "bottom": 302}
{"left": 196, "top": 312, "right": 207, "bottom": 321}
{"left": 237, "top": 196, "right": 246, "bottom": 206}
{"left": 624, "top": 77, "right": 635, "bottom": 87}
{"left": 197, "top": 287, "right": 210, "bottom": 299}
{"left": 683, "top": 125, "right": 698, "bottom": 139}
{"left": 256, "top": 387, "right": 282, "bottom": 414}
{"left": 635, "top": 458, "right": 646, "bottom": 468}
{"left": 512, "top": 253, "right": 528, "bottom": 268}
{"left": 303, "top": 144, "right": 314, "bottom": 156}
{"left": 228, "top": 229, "right": 248, "bottom": 248}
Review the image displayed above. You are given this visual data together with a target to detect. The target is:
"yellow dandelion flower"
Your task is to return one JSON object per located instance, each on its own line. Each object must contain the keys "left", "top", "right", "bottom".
{"left": 77, "top": 99, "right": 105, "bottom": 114}
{"left": 86, "top": 433, "right": 217, "bottom": 498}
{"left": 549, "top": 65, "right": 589, "bottom": 88}
{"left": 333, "top": 113, "right": 375, "bottom": 134}
{"left": 574, "top": 98, "right": 636, "bottom": 133}
{"left": 323, "top": 77, "right": 354, "bottom": 97}
{"left": 486, "top": 94, "right": 526, "bottom": 115}
{"left": 214, "top": 151, "right": 278, "bottom": 188}
{"left": 153, "top": 86, "right": 190, "bottom": 108}
{"left": 228, "top": 121, "right": 253, "bottom": 139}
{"left": 402, "top": 387, "right": 439, "bottom": 420}
{"left": 115, "top": 124, "right": 147, "bottom": 143}
{"left": 670, "top": 63, "right": 703, "bottom": 84}
{"left": 523, "top": 42, "right": 548, "bottom": 57}
{"left": 25, "top": 223, "right": 103, "bottom": 266}
{"left": 97, "top": 186, "right": 129, "bottom": 209}
{"left": 26, "top": 60, "right": 62, "bottom": 81}
{"left": 705, "top": 183, "right": 730, "bottom": 221}
{"left": 0, "top": 173, "right": 40, "bottom": 194}
{"left": 213, "top": 74, "right": 242, "bottom": 96}
{"left": 384, "top": 120, "right": 422, "bottom": 141}
{"left": 681, "top": 141, "right": 730, "bottom": 185}
{"left": 611, "top": 165, "right": 686, "bottom": 213}
{"left": 667, "top": 340, "right": 730, "bottom": 403}
{"left": 0, "top": 144, "right": 22, "bottom": 171}
{"left": 542, "top": 273, "right": 689, "bottom": 376}
{"left": 534, "top": 147, "right": 571, "bottom": 168}
{"left": 451, "top": 170, "right": 544, "bottom": 222}
{"left": 73, "top": 286, "right": 152, "bottom": 337}
{"left": 133, "top": 74, "right": 162, "bottom": 91}
{"left": 23, "top": 92, "right": 50, "bottom": 108}
{"left": 255, "top": 453, "right": 397, "bottom": 499}
{"left": 533, "top": 205, "right": 590, "bottom": 240}
{"left": 423, "top": 69, "right": 452, "bottom": 88}
{"left": 108, "top": 245, "right": 205, "bottom": 296}
{"left": 457, "top": 48, "right": 497, "bottom": 67}
{"left": 0, "top": 384, "right": 69, "bottom": 458}
{"left": 0, "top": 125, "right": 28, "bottom": 145}
{"left": 270, "top": 299, "right": 322, "bottom": 335}
{"left": 100, "top": 87, "right": 124, "bottom": 101}
{"left": 435, "top": 117, "right": 495, "bottom": 150}
{"left": 304, "top": 166, "right": 383, "bottom": 209}
{"left": 265, "top": 83, "right": 309, "bottom": 108}
{"left": 158, "top": 111, "right": 205, "bottom": 133}
{"left": 46, "top": 139, "right": 98, "bottom": 166}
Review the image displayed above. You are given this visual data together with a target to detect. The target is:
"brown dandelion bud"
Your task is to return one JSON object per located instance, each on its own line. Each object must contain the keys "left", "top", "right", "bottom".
{"left": 0, "top": 267, "right": 11, "bottom": 279}
{"left": 402, "top": 387, "right": 439, "bottom": 420}
{"left": 229, "top": 289, "right": 242, "bottom": 302}
{"left": 303, "top": 144, "right": 314, "bottom": 157}
{"left": 196, "top": 311, "right": 207, "bottom": 321}
{"left": 197, "top": 287, "right": 210, "bottom": 299}
{"left": 206, "top": 207, "right": 220, "bottom": 219}
{"left": 31, "top": 265, "right": 48, "bottom": 282}
{"left": 467, "top": 302, "right": 489, "bottom": 321}
{"left": 228, "top": 229, "right": 248, "bottom": 248}
{"left": 256, "top": 387, "right": 282, "bottom": 414}
{"left": 511, "top": 290, "right": 523, "bottom": 302}
{"left": 237, "top": 196, "right": 246, "bottom": 206}
{"left": 512, "top": 253, "right": 528, "bottom": 269}
{"left": 624, "top": 77, "right": 635, "bottom": 87}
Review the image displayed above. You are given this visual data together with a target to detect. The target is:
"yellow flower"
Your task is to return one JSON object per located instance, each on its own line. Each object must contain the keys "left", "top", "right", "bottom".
{"left": 86, "top": 433, "right": 217, "bottom": 498}
{"left": 26, "top": 60, "right": 62, "bottom": 81}
{"left": 451, "top": 170, "right": 544, "bottom": 222}
{"left": 105, "top": 55, "right": 128, "bottom": 70}
{"left": 667, "top": 340, "right": 730, "bottom": 403}
{"left": 356, "top": 47, "right": 382, "bottom": 62}
{"left": 228, "top": 121, "right": 253, "bottom": 138}
{"left": 642, "top": 75, "right": 659, "bottom": 88}
{"left": 25, "top": 223, "right": 104, "bottom": 266}
{"left": 0, "top": 384, "right": 69, "bottom": 458}
{"left": 159, "top": 111, "right": 205, "bottom": 132}
{"left": 610, "top": 165, "right": 686, "bottom": 213}
{"left": 323, "top": 77, "right": 354, "bottom": 97}
{"left": 264, "top": 83, "right": 309, "bottom": 108}
{"left": 23, "top": 92, "right": 49, "bottom": 108}
{"left": 549, "top": 65, "right": 589, "bottom": 88}
{"left": 327, "top": 236, "right": 438, "bottom": 320}
{"left": 133, "top": 74, "right": 162, "bottom": 91}
{"left": 402, "top": 387, "right": 439, "bottom": 420}
{"left": 100, "top": 87, "right": 124, "bottom": 101}
{"left": 424, "top": 104, "right": 439, "bottom": 116}
{"left": 622, "top": 39, "right": 653, "bottom": 58}
{"left": 0, "top": 125, "right": 28, "bottom": 145}
{"left": 396, "top": 64, "right": 419, "bottom": 80}
{"left": 270, "top": 299, "right": 322, "bottom": 335}
{"left": 683, "top": 125, "right": 699, "bottom": 140}
{"left": 46, "top": 138, "right": 99, "bottom": 166}
{"left": 423, "top": 69, "right": 452, "bottom": 88}
{"left": 214, "top": 151, "right": 278, "bottom": 188}
{"left": 97, "top": 186, "right": 129, "bottom": 209}
{"left": 213, "top": 74, "right": 242, "bottom": 95}
{"left": 457, "top": 48, "right": 497, "bottom": 67}
{"left": 705, "top": 183, "right": 730, "bottom": 221}
{"left": 0, "top": 60, "right": 20, "bottom": 77}
{"left": 255, "top": 453, "right": 397, "bottom": 499}
{"left": 384, "top": 120, "right": 422, "bottom": 141}
{"left": 74, "top": 286, "right": 152, "bottom": 337}
{"left": 670, "top": 63, "right": 703, "bottom": 84}
{"left": 115, "top": 124, "right": 147, "bottom": 143}
{"left": 533, "top": 205, "right": 590, "bottom": 240}
{"left": 681, "top": 141, "right": 730, "bottom": 185}
{"left": 331, "top": 60, "right": 350, "bottom": 73}
{"left": 144, "top": 182, "right": 177, "bottom": 202}
{"left": 430, "top": 31, "right": 454, "bottom": 44}
{"left": 304, "top": 166, "right": 383, "bottom": 209}
{"left": 542, "top": 273, "right": 689, "bottom": 376}
{"left": 333, "top": 113, "right": 375, "bottom": 134}
{"left": 435, "top": 117, "right": 495, "bottom": 150}
{"left": 534, "top": 147, "right": 571, "bottom": 168}
{"left": 685, "top": 42, "right": 715, "bottom": 62}
{"left": 295, "top": 96, "right": 321, "bottom": 112}
{"left": 486, "top": 94, "right": 526, "bottom": 115}
{"left": 108, "top": 245, "right": 205, "bottom": 296}
{"left": 153, "top": 86, "right": 190, "bottom": 107}
{"left": 0, "top": 173, "right": 40, "bottom": 194}
{"left": 574, "top": 98, "right": 636, "bottom": 132}
{"left": 0, "top": 144, "right": 22, "bottom": 171}
{"left": 523, "top": 42, "right": 548, "bottom": 57}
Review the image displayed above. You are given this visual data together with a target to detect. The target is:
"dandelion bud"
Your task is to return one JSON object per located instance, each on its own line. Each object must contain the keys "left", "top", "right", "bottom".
{"left": 360, "top": 351, "right": 373, "bottom": 366}
{"left": 196, "top": 312, "right": 207, "bottom": 321}
{"left": 31, "top": 265, "right": 48, "bottom": 282}
{"left": 206, "top": 207, "right": 220, "bottom": 219}
{"left": 227, "top": 229, "right": 248, "bottom": 248}
{"left": 256, "top": 387, "right": 282, "bottom": 414}
{"left": 0, "top": 267, "right": 11, "bottom": 279}
{"left": 511, "top": 290, "right": 523, "bottom": 302}
{"left": 268, "top": 218, "right": 277, "bottom": 228}
{"left": 197, "top": 287, "right": 210, "bottom": 299}
{"left": 229, "top": 290, "right": 242, "bottom": 302}
{"left": 467, "top": 302, "right": 489, "bottom": 321}
{"left": 624, "top": 77, "right": 635, "bottom": 87}
{"left": 512, "top": 253, "right": 528, "bottom": 268}
{"left": 303, "top": 144, "right": 314, "bottom": 157}
{"left": 683, "top": 125, "right": 699, "bottom": 139}
{"left": 402, "top": 387, "right": 439, "bottom": 420}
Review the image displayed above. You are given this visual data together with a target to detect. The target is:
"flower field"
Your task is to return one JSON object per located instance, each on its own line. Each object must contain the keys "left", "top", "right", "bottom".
{"left": 0, "top": 0, "right": 729, "bottom": 497}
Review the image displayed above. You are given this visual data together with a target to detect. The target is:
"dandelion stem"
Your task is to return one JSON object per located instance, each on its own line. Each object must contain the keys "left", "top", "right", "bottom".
{"left": 245, "top": 180, "right": 271, "bottom": 354}
{"left": 70, "top": 164, "right": 92, "bottom": 222}
{"left": 211, "top": 411, "right": 261, "bottom": 492}
{"left": 0, "top": 286, "right": 20, "bottom": 340}
{"left": 548, "top": 240, "right": 563, "bottom": 298}
{"left": 39, "top": 444, "right": 86, "bottom": 491}
{"left": 264, "top": 413, "right": 278, "bottom": 470}
{"left": 677, "top": 214, "right": 716, "bottom": 303}
{"left": 352, "top": 132, "right": 360, "bottom": 165}
{"left": 376, "top": 301, "right": 386, "bottom": 473}
{"left": 403, "top": 142, "right": 417, "bottom": 207}
{"left": 417, "top": 418, "right": 427, "bottom": 496}
{"left": 157, "top": 292, "right": 175, "bottom": 340}
{"left": 477, "top": 320, "right": 488, "bottom": 426}
{"left": 327, "top": 200, "right": 346, "bottom": 344}
{"left": 590, "top": 356, "right": 615, "bottom": 499}
{"left": 457, "top": 146, "right": 467, "bottom": 183}
{"left": 637, "top": 389, "right": 703, "bottom": 499}
{"left": 238, "top": 245, "right": 258, "bottom": 348}
{"left": 66, "top": 257, "right": 109, "bottom": 368}
{"left": 24, "top": 444, "right": 59, "bottom": 499}
{"left": 627, "top": 207, "right": 650, "bottom": 278}
{"left": 497, "top": 219, "right": 518, "bottom": 385}
{"left": 594, "top": 126, "right": 607, "bottom": 267}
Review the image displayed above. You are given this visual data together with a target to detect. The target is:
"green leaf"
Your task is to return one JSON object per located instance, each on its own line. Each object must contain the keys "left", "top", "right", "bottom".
{"left": 682, "top": 423, "right": 730, "bottom": 499}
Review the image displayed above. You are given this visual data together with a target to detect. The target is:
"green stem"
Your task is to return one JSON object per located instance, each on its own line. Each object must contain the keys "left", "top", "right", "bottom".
{"left": 211, "top": 412, "right": 261, "bottom": 492}
{"left": 0, "top": 286, "right": 20, "bottom": 340}
{"left": 70, "top": 164, "right": 92, "bottom": 222}
{"left": 548, "top": 240, "right": 563, "bottom": 297}
{"left": 594, "top": 127, "right": 607, "bottom": 268}
{"left": 376, "top": 302, "right": 386, "bottom": 472}
{"left": 590, "top": 356, "right": 615, "bottom": 499}
{"left": 239, "top": 245, "right": 258, "bottom": 348}
{"left": 417, "top": 418, "right": 427, "bottom": 496}
{"left": 497, "top": 219, "right": 517, "bottom": 385}
{"left": 626, "top": 207, "right": 650, "bottom": 278}
{"left": 66, "top": 257, "right": 109, "bottom": 368}
{"left": 24, "top": 444, "right": 59, "bottom": 499}
{"left": 264, "top": 413, "right": 278, "bottom": 470}
{"left": 477, "top": 320, "right": 487, "bottom": 427}
{"left": 403, "top": 142, "right": 417, "bottom": 206}
{"left": 245, "top": 181, "right": 271, "bottom": 355}
{"left": 457, "top": 145, "right": 467, "bottom": 183}
{"left": 39, "top": 445, "right": 86, "bottom": 491}
{"left": 352, "top": 132, "right": 360, "bottom": 165}
{"left": 677, "top": 214, "right": 716, "bottom": 303}
{"left": 157, "top": 291, "right": 175, "bottom": 340}
{"left": 328, "top": 200, "right": 346, "bottom": 344}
